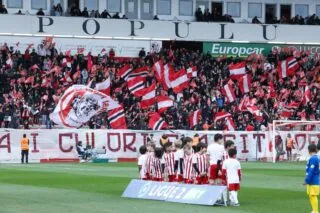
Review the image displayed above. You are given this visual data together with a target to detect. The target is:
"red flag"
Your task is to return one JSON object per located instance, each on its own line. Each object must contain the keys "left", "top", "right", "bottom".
{"left": 189, "top": 110, "right": 201, "bottom": 128}
{"left": 117, "top": 64, "right": 133, "bottom": 80}
{"left": 286, "top": 101, "right": 300, "bottom": 109}
{"left": 225, "top": 117, "right": 236, "bottom": 131}
{"left": 140, "top": 83, "right": 156, "bottom": 109}
{"left": 187, "top": 66, "right": 198, "bottom": 78}
{"left": 127, "top": 76, "right": 146, "bottom": 96}
{"left": 157, "top": 96, "right": 174, "bottom": 114}
{"left": 153, "top": 60, "right": 164, "bottom": 82}
{"left": 25, "top": 76, "right": 34, "bottom": 84}
{"left": 229, "top": 62, "right": 246, "bottom": 79}
{"left": 238, "top": 74, "right": 251, "bottom": 94}
{"left": 170, "top": 68, "right": 189, "bottom": 94}
{"left": 148, "top": 113, "right": 168, "bottom": 130}
{"left": 108, "top": 106, "right": 127, "bottom": 129}
{"left": 95, "top": 78, "right": 111, "bottom": 96}
{"left": 278, "top": 57, "right": 299, "bottom": 78}
{"left": 214, "top": 111, "right": 232, "bottom": 122}
{"left": 221, "top": 82, "right": 236, "bottom": 103}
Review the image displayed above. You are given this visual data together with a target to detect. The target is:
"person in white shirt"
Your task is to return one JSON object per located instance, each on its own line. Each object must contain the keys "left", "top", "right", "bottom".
{"left": 138, "top": 145, "right": 147, "bottom": 180}
{"left": 174, "top": 140, "right": 184, "bottom": 182}
{"left": 222, "top": 148, "right": 242, "bottom": 207}
{"left": 207, "top": 133, "right": 224, "bottom": 185}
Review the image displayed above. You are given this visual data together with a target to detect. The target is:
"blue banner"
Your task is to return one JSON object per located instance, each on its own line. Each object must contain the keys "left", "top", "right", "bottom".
{"left": 122, "top": 180, "right": 227, "bottom": 206}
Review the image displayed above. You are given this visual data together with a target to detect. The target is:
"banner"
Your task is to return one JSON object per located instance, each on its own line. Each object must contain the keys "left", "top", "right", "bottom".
{"left": 203, "top": 42, "right": 320, "bottom": 57}
{"left": 1, "top": 129, "right": 316, "bottom": 163}
{"left": 1, "top": 15, "right": 320, "bottom": 43}
{"left": 0, "top": 36, "right": 160, "bottom": 57}
{"left": 122, "top": 180, "right": 227, "bottom": 206}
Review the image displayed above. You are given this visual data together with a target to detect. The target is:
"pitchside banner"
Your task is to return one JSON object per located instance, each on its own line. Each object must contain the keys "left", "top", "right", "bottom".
{"left": 122, "top": 180, "right": 227, "bottom": 205}
{"left": 203, "top": 42, "right": 320, "bottom": 57}
{"left": 0, "top": 129, "right": 316, "bottom": 163}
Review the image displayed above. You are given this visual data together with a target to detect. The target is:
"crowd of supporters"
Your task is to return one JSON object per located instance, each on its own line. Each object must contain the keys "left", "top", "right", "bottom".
{"left": 0, "top": 39, "right": 319, "bottom": 130}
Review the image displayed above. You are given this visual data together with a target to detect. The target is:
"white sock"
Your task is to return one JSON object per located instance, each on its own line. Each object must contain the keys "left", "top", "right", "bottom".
{"left": 229, "top": 191, "right": 235, "bottom": 203}
{"left": 222, "top": 189, "right": 228, "bottom": 205}
{"left": 231, "top": 191, "right": 239, "bottom": 204}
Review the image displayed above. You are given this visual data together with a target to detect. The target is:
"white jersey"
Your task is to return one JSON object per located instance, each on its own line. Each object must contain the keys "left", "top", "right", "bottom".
{"left": 222, "top": 158, "right": 241, "bottom": 184}
{"left": 174, "top": 149, "right": 184, "bottom": 174}
{"left": 207, "top": 143, "right": 224, "bottom": 165}
{"left": 138, "top": 154, "right": 147, "bottom": 179}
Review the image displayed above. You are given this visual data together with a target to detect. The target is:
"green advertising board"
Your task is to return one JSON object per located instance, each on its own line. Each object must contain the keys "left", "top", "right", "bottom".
{"left": 203, "top": 42, "right": 320, "bottom": 58}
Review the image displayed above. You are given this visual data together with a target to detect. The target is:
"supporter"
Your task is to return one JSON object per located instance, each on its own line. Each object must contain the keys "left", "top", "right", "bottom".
{"left": 122, "top": 14, "right": 128, "bottom": 19}
{"left": 139, "top": 48, "right": 146, "bottom": 58}
{"left": 82, "top": 7, "right": 89, "bottom": 17}
{"left": 101, "top": 9, "right": 111, "bottom": 18}
{"left": 112, "top": 12, "right": 120, "bottom": 19}
{"left": 153, "top": 15, "right": 159, "bottom": 20}
{"left": 252, "top": 16, "right": 261, "bottom": 24}
{"left": 0, "top": 4, "right": 8, "bottom": 14}
{"left": 15, "top": 10, "right": 24, "bottom": 15}
{"left": 203, "top": 8, "right": 211, "bottom": 22}
{"left": 36, "top": 8, "right": 45, "bottom": 16}
{"left": 195, "top": 8, "right": 203, "bottom": 22}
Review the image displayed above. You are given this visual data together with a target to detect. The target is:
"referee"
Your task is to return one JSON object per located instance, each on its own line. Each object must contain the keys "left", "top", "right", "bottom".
{"left": 20, "top": 134, "right": 29, "bottom": 164}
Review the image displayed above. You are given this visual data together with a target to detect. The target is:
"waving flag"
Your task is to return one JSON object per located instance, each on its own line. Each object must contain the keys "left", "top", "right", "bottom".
{"left": 170, "top": 69, "right": 189, "bottom": 93}
{"left": 222, "top": 82, "right": 236, "bottom": 103}
{"left": 148, "top": 113, "right": 168, "bottom": 130}
{"left": 127, "top": 76, "right": 145, "bottom": 96}
{"left": 118, "top": 64, "right": 133, "bottom": 80}
{"left": 214, "top": 111, "right": 232, "bottom": 122}
{"left": 108, "top": 106, "right": 127, "bottom": 129}
{"left": 140, "top": 83, "right": 156, "bottom": 109}
{"left": 153, "top": 60, "right": 164, "bottom": 82}
{"left": 225, "top": 117, "right": 236, "bottom": 131}
{"left": 95, "top": 78, "right": 111, "bottom": 96}
{"left": 229, "top": 62, "right": 246, "bottom": 79}
{"left": 189, "top": 110, "right": 201, "bottom": 128}
{"left": 187, "top": 66, "right": 198, "bottom": 78}
{"left": 50, "top": 85, "right": 120, "bottom": 128}
{"left": 238, "top": 74, "right": 251, "bottom": 94}
{"left": 157, "top": 96, "right": 174, "bottom": 113}
{"left": 278, "top": 57, "right": 299, "bottom": 78}
{"left": 128, "top": 66, "right": 149, "bottom": 79}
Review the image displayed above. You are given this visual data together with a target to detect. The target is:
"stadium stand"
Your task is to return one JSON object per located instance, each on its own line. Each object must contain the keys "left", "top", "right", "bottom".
{"left": 0, "top": 40, "right": 319, "bottom": 130}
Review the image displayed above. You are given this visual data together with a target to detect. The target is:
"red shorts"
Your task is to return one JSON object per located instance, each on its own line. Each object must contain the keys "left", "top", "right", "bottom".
{"left": 196, "top": 176, "right": 209, "bottom": 185}
{"left": 168, "top": 175, "right": 176, "bottom": 182}
{"left": 184, "top": 179, "right": 194, "bottom": 184}
{"left": 228, "top": 183, "right": 240, "bottom": 191}
{"left": 176, "top": 174, "right": 183, "bottom": 182}
{"left": 152, "top": 178, "right": 164, "bottom": 182}
{"left": 209, "top": 165, "right": 219, "bottom": 180}
{"left": 145, "top": 173, "right": 151, "bottom": 180}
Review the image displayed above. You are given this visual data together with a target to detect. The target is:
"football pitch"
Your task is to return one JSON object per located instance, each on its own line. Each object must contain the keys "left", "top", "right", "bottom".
{"left": 0, "top": 162, "right": 310, "bottom": 213}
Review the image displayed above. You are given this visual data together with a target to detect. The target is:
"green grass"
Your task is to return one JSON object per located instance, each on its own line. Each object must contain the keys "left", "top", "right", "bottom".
{"left": 0, "top": 162, "right": 312, "bottom": 213}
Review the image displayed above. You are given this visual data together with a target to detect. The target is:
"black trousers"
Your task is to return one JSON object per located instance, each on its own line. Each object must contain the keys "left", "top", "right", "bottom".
{"left": 21, "top": 150, "right": 29, "bottom": 164}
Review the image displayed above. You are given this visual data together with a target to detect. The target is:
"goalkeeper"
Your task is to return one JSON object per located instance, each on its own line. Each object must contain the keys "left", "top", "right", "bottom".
{"left": 304, "top": 144, "right": 320, "bottom": 213}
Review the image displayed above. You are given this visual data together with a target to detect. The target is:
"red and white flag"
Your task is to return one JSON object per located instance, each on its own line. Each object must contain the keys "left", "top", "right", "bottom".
{"left": 148, "top": 113, "right": 168, "bottom": 130}
{"left": 189, "top": 110, "right": 201, "bottom": 128}
{"left": 153, "top": 60, "right": 164, "bottom": 82}
{"left": 170, "top": 69, "right": 189, "bottom": 94}
{"left": 50, "top": 85, "right": 120, "bottom": 128}
{"left": 302, "top": 88, "right": 311, "bottom": 105}
{"left": 140, "top": 83, "right": 156, "bottom": 109}
{"left": 157, "top": 96, "right": 174, "bottom": 114}
{"left": 247, "top": 106, "right": 262, "bottom": 117}
{"left": 229, "top": 62, "right": 246, "bottom": 79}
{"left": 225, "top": 117, "right": 236, "bottom": 131}
{"left": 278, "top": 57, "right": 299, "bottom": 78}
{"left": 108, "top": 106, "right": 127, "bottom": 129}
{"left": 95, "top": 78, "right": 111, "bottom": 96}
{"left": 127, "top": 76, "right": 145, "bottom": 96}
{"left": 128, "top": 66, "right": 149, "bottom": 79}
{"left": 286, "top": 101, "right": 300, "bottom": 109}
{"left": 187, "top": 66, "right": 197, "bottom": 78}
{"left": 214, "top": 111, "right": 232, "bottom": 122}
{"left": 238, "top": 74, "right": 251, "bottom": 94}
{"left": 117, "top": 64, "right": 133, "bottom": 80}
{"left": 222, "top": 82, "right": 236, "bottom": 103}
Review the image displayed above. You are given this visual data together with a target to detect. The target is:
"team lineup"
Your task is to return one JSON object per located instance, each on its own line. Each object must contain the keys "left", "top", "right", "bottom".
{"left": 138, "top": 134, "right": 242, "bottom": 207}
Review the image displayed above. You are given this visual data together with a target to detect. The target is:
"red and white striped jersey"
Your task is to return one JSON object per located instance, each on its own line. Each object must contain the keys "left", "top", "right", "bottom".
{"left": 174, "top": 149, "right": 184, "bottom": 174}
{"left": 192, "top": 153, "right": 208, "bottom": 175}
{"left": 183, "top": 154, "right": 194, "bottom": 180}
{"left": 163, "top": 152, "right": 175, "bottom": 175}
{"left": 223, "top": 151, "right": 229, "bottom": 161}
{"left": 145, "top": 152, "right": 154, "bottom": 175}
{"left": 152, "top": 158, "right": 163, "bottom": 179}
